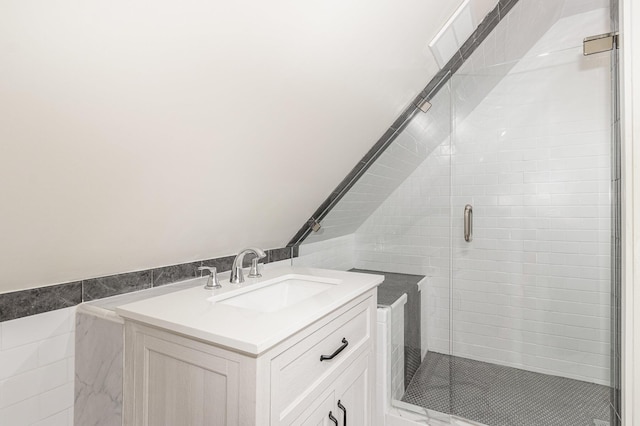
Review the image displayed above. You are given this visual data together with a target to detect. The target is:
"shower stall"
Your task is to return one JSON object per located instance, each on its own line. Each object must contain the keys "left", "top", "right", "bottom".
{"left": 292, "top": 0, "right": 621, "bottom": 425}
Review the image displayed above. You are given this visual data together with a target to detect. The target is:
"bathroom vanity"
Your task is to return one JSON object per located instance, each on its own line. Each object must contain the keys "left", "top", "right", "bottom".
{"left": 76, "top": 266, "right": 382, "bottom": 426}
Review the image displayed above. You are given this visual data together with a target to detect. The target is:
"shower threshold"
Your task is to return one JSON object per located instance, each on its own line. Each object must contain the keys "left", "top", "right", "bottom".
{"left": 401, "top": 352, "right": 611, "bottom": 426}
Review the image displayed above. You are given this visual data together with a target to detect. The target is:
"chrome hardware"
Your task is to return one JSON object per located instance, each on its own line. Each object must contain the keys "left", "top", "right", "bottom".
{"left": 464, "top": 204, "right": 473, "bottom": 242}
{"left": 320, "top": 338, "right": 349, "bottom": 361}
{"left": 308, "top": 218, "right": 322, "bottom": 232}
{"left": 328, "top": 412, "right": 338, "bottom": 425}
{"left": 583, "top": 32, "right": 618, "bottom": 55}
{"left": 337, "top": 400, "right": 347, "bottom": 426}
{"left": 197, "top": 266, "right": 221, "bottom": 290}
{"left": 416, "top": 97, "right": 432, "bottom": 113}
{"left": 230, "top": 248, "right": 266, "bottom": 284}
{"left": 248, "top": 257, "right": 261, "bottom": 278}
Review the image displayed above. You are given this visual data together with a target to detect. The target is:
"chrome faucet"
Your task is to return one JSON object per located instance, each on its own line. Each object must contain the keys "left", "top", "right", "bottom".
{"left": 230, "top": 247, "right": 266, "bottom": 284}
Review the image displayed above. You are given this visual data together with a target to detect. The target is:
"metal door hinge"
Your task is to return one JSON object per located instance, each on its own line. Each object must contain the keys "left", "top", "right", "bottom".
{"left": 416, "top": 98, "right": 432, "bottom": 113}
{"left": 583, "top": 32, "right": 619, "bottom": 55}
{"left": 307, "top": 218, "right": 321, "bottom": 232}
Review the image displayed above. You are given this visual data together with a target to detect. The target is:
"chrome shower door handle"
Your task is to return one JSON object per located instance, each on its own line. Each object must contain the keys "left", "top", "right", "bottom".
{"left": 464, "top": 204, "right": 473, "bottom": 242}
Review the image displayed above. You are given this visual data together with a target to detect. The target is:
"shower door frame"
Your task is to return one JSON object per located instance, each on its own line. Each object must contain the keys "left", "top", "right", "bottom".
{"left": 619, "top": 0, "right": 639, "bottom": 423}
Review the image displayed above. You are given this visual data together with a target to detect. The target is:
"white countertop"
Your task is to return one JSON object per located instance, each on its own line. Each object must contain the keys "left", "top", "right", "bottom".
{"left": 115, "top": 266, "right": 383, "bottom": 355}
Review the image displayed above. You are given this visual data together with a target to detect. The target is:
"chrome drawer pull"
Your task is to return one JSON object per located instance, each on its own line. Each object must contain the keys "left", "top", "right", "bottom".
{"left": 329, "top": 411, "right": 338, "bottom": 425}
{"left": 320, "top": 338, "right": 349, "bottom": 361}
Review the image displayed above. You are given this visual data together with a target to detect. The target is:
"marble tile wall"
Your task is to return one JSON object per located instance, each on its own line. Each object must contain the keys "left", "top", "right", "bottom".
{"left": 74, "top": 312, "right": 123, "bottom": 426}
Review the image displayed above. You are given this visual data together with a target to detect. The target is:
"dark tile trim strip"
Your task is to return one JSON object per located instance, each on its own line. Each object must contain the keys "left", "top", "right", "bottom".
{"left": 0, "top": 281, "right": 82, "bottom": 322}
{"left": 0, "top": 246, "right": 296, "bottom": 322}
{"left": 83, "top": 270, "right": 153, "bottom": 301}
{"left": 287, "top": 0, "right": 519, "bottom": 248}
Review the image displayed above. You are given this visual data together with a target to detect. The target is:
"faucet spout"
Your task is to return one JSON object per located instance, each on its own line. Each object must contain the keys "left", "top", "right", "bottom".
{"left": 230, "top": 247, "right": 266, "bottom": 284}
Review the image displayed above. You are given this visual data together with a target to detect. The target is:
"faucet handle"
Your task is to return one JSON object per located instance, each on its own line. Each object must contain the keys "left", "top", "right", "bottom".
{"left": 197, "top": 266, "right": 222, "bottom": 290}
{"left": 248, "top": 258, "right": 262, "bottom": 278}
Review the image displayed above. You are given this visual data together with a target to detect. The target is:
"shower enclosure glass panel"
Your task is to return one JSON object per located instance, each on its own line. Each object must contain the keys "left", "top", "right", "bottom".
{"left": 377, "top": 81, "right": 453, "bottom": 419}
{"left": 292, "top": 2, "right": 620, "bottom": 425}
{"left": 448, "top": 14, "right": 614, "bottom": 426}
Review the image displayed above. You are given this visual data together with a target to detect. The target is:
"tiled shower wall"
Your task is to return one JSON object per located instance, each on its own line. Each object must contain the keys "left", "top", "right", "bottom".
{"left": 355, "top": 6, "right": 612, "bottom": 385}
{"left": 296, "top": 234, "right": 356, "bottom": 271}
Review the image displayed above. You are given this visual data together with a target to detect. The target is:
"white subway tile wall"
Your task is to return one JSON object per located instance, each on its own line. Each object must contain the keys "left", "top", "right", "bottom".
{"left": 0, "top": 308, "right": 75, "bottom": 426}
{"left": 296, "top": 234, "right": 356, "bottom": 271}
{"left": 356, "top": 8, "right": 612, "bottom": 385}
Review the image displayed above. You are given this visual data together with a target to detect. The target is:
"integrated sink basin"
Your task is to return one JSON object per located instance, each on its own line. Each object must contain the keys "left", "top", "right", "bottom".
{"left": 210, "top": 274, "right": 340, "bottom": 313}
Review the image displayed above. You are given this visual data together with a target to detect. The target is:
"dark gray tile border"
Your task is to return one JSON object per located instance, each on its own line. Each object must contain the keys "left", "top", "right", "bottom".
{"left": 201, "top": 255, "right": 235, "bottom": 273}
{"left": 287, "top": 0, "right": 519, "bottom": 247}
{"left": 0, "top": 245, "right": 298, "bottom": 322}
{"left": 0, "top": 281, "right": 82, "bottom": 322}
{"left": 498, "top": 0, "right": 519, "bottom": 18}
{"left": 83, "top": 270, "right": 152, "bottom": 301}
{"left": 153, "top": 261, "right": 202, "bottom": 287}
{"left": 267, "top": 247, "right": 293, "bottom": 263}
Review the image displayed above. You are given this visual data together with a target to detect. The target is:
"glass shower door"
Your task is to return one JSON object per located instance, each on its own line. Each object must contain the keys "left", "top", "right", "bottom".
{"left": 449, "top": 23, "right": 616, "bottom": 426}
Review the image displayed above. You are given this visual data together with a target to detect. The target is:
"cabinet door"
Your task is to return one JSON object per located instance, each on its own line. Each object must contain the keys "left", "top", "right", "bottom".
{"left": 125, "top": 324, "right": 244, "bottom": 426}
{"left": 334, "top": 352, "right": 372, "bottom": 426}
{"left": 290, "top": 392, "right": 337, "bottom": 426}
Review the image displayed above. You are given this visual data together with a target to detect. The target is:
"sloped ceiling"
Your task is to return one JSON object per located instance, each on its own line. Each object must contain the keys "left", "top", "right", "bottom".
{"left": 0, "top": 0, "right": 475, "bottom": 293}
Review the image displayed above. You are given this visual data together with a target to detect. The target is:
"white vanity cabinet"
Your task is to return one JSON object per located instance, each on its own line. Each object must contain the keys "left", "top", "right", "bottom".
{"left": 122, "top": 289, "right": 376, "bottom": 426}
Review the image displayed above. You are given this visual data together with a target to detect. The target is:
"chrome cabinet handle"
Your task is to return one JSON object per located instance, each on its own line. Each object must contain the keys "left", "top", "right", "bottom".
{"left": 464, "top": 204, "right": 473, "bottom": 242}
{"left": 197, "top": 266, "right": 222, "bottom": 289}
{"left": 329, "top": 411, "right": 338, "bottom": 425}
{"left": 248, "top": 257, "right": 262, "bottom": 278}
{"left": 320, "top": 338, "right": 349, "bottom": 361}
{"left": 337, "top": 400, "right": 347, "bottom": 426}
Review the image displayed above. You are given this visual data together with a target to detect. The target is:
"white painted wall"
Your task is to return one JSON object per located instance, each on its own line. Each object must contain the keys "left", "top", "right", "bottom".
{"left": 355, "top": 6, "right": 613, "bottom": 385}
{"left": 0, "top": 0, "right": 472, "bottom": 294}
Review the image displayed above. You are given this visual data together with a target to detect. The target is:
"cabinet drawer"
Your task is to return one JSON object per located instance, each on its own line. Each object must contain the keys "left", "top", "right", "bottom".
{"left": 270, "top": 297, "right": 373, "bottom": 422}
